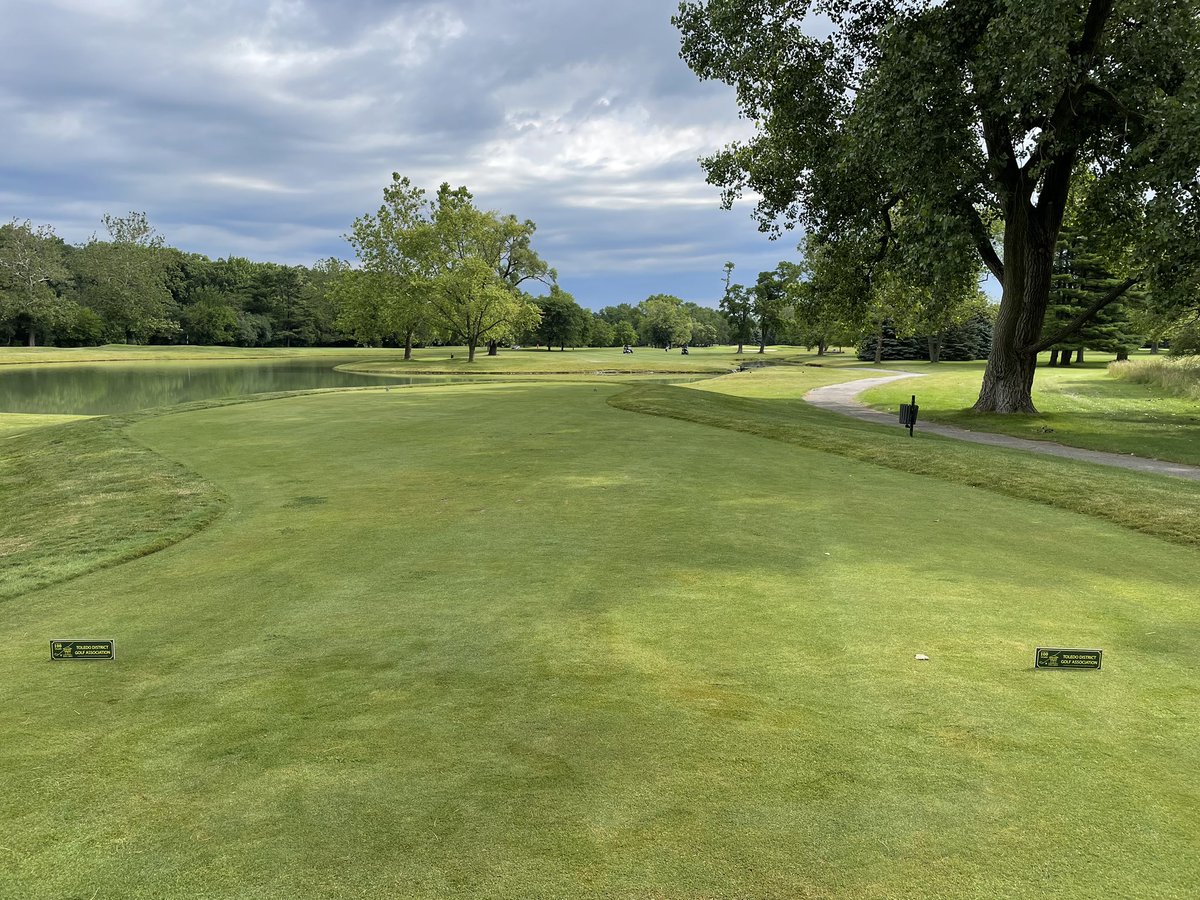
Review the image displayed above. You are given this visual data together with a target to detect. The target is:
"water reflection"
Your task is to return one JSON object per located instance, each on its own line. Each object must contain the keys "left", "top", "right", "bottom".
{"left": 0, "top": 360, "right": 405, "bottom": 415}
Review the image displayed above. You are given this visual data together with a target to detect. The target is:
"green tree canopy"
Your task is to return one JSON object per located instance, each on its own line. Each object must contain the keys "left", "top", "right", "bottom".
{"left": 0, "top": 220, "right": 69, "bottom": 346}
{"left": 639, "top": 294, "right": 694, "bottom": 347}
{"left": 588, "top": 317, "right": 617, "bottom": 347}
{"left": 752, "top": 265, "right": 793, "bottom": 352}
{"left": 78, "top": 212, "right": 176, "bottom": 343}
{"left": 613, "top": 321, "right": 639, "bottom": 347}
{"left": 534, "top": 285, "right": 589, "bottom": 350}
{"left": 720, "top": 263, "right": 755, "bottom": 354}
{"left": 345, "top": 175, "right": 434, "bottom": 358}
{"left": 425, "top": 184, "right": 547, "bottom": 361}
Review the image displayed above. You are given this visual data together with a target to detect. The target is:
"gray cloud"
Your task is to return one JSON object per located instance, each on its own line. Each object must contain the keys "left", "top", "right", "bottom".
{"left": 0, "top": 0, "right": 800, "bottom": 308}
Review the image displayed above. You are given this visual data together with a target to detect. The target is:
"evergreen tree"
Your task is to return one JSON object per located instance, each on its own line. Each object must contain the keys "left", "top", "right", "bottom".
{"left": 938, "top": 313, "right": 994, "bottom": 362}
{"left": 1044, "top": 227, "right": 1142, "bottom": 366}
{"left": 857, "top": 313, "right": 992, "bottom": 362}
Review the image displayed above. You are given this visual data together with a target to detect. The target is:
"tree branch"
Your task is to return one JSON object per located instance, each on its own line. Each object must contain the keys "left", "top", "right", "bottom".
{"left": 1024, "top": 275, "right": 1139, "bottom": 353}
{"left": 1073, "top": 0, "right": 1117, "bottom": 61}
{"left": 959, "top": 200, "right": 1005, "bottom": 285}
{"left": 1023, "top": 0, "right": 1116, "bottom": 179}
{"left": 978, "top": 111, "right": 1020, "bottom": 200}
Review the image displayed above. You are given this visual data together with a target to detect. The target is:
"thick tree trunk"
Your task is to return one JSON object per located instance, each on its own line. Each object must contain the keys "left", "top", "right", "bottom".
{"left": 817, "top": 339, "right": 827, "bottom": 356}
{"left": 736, "top": 341, "right": 743, "bottom": 354}
{"left": 1049, "top": 349, "right": 1059, "bottom": 366}
{"left": 487, "top": 340, "right": 498, "bottom": 356}
{"left": 974, "top": 200, "right": 1060, "bottom": 413}
{"left": 1116, "top": 347, "right": 1129, "bottom": 361}
{"left": 27, "top": 324, "right": 36, "bottom": 347}
{"left": 1059, "top": 351, "right": 1071, "bottom": 367}
{"left": 927, "top": 334, "right": 942, "bottom": 364}
{"left": 1075, "top": 348, "right": 1084, "bottom": 364}
{"left": 1150, "top": 341, "right": 1160, "bottom": 354}
{"left": 403, "top": 330, "right": 413, "bottom": 360}
{"left": 467, "top": 342, "right": 477, "bottom": 362}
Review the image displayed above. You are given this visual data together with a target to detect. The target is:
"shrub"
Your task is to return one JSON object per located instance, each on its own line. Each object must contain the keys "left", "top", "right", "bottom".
{"left": 1167, "top": 322, "right": 1200, "bottom": 356}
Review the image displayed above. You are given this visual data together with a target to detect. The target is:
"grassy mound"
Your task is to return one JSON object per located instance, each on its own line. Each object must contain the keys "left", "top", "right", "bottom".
{"left": 0, "top": 412, "right": 225, "bottom": 601}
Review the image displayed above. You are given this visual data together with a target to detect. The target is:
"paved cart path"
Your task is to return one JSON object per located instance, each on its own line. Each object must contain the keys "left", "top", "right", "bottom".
{"left": 804, "top": 369, "right": 1200, "bottom": 482}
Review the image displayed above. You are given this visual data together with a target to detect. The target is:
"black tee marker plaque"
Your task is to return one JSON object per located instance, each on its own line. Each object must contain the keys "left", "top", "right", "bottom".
{"left": 1035, "top": 647, "right": 1101, "bottom": 670}
{"left": 50, "top": 640, "right": 115, "bottom": 661}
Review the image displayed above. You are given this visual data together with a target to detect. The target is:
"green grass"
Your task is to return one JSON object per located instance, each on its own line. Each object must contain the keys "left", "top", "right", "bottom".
{"left": 1, "top": 377, "right": 1198, "bottom": 897}
{"left": 856, "top": 357, "right": 1200, "bottom": 466}
{"left": 613, "top": 368, "right": 1200, "bottom": 548}
{"left": 338, "top": 344, "right": 813, "bottom": 375}
{"left": 0, "top": 412, "right": 93, "bottom": 437}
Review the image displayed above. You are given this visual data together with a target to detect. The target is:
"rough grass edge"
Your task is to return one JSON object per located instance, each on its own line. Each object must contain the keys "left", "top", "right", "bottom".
{"left": 0, "top": 387, "right": 399, "bottom": 603}
{"left": 608, "top": 383, "right": 1200, "bottom": 551}
{"left": 1109, "top": 355, "right": 1200, "bottom": 401}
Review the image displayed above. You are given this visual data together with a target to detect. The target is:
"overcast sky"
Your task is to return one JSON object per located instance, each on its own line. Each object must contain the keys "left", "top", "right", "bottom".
{"left": 0, "top": 0, "right": 805, "bottom": 309}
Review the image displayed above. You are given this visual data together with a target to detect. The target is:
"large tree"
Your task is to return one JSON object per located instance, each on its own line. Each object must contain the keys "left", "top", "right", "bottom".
{"left": 752, "top": 264, "right": 793, "bottom": 353}
{"left": 789, "top": 240, "right": 860, "bottom": 355}
{"left": 534, "top": 285, "right": 589, "bottom": 350}
{"left": 345, "top": 175, "right": 434, "bottom": 358}
{"left": 676, "top": 0, "right": 1200, "bottom": 411}
{"left": 639, "top": 294, "right": 694, "bottom": 347}
{"left": 78, "top": 212, "right": 176, "bottom": 343}
{"left": 720, "top": 262, "right": 754, "bottom": 353}
{"left": 0, "top": 220, "right": 68, "bottom": 346}
{"left": 426, "top": 184, "right": 547, "bottom": 361}
{"left": 1044, "top": 177, "right": 1146, "bottom": 363}
{"left": 1044, "top": 223, "right": 1144, "bottom": 364}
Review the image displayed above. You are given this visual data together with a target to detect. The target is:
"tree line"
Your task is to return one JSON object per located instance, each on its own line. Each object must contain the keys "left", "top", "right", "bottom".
{"left": 0, "top": 213, "right": 346, "bottom": 348}
{"left": 3, "top": 167, "right": 1185, "bottom": 363}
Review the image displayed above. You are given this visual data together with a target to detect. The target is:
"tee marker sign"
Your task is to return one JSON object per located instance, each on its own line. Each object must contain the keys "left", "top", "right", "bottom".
{"left": 1035, "top": 647, "right": 1102, "bottom": 670}
{"left": 50, "top": 640, "right": 115, "bottom": 661}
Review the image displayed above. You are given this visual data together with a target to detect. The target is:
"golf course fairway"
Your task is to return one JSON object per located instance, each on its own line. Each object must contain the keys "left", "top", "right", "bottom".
{"left": 2, "top": 379, "right": 1197, "bottom": 898}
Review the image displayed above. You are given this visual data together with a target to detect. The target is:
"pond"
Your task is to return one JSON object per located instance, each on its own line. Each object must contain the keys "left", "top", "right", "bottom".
{"left": 0, "top": 359, "right": 715, "bottom": 416}
{"left": 0, "top": 359, "right": 454, "bottom": 415}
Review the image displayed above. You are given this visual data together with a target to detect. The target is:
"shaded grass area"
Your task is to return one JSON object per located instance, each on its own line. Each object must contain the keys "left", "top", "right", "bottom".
{"left": 2, "top": 383, "right": 1197, "bottom": 898}
{"left": 0, "top": 411, "right": 226, "bottom": 601}
{"left": 857, "top": 360, "right": 1200, "bottom": 466}
{"left": 612, "top": 373, "right": 1200, "bottom": 549}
